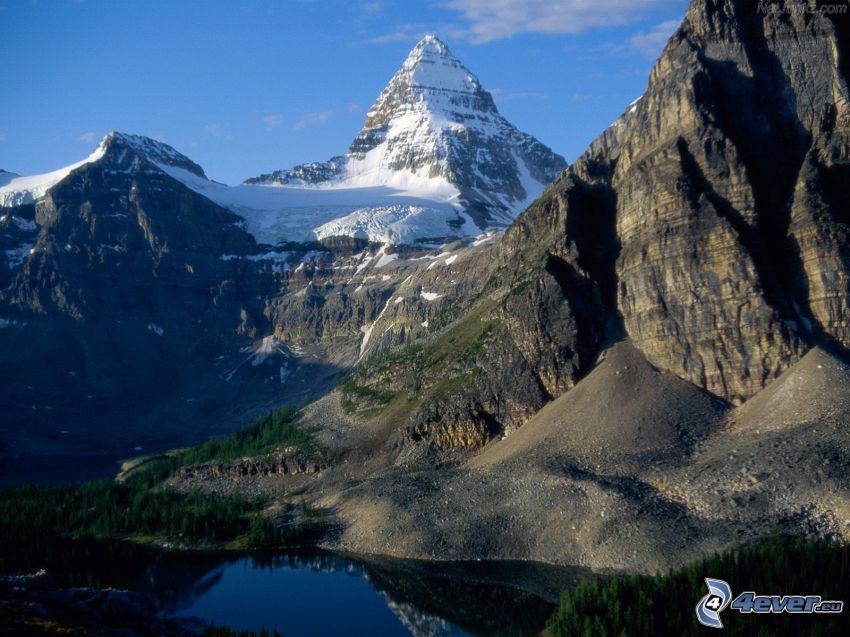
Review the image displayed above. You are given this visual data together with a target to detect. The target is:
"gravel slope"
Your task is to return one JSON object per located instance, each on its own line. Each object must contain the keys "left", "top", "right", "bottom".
{"left": 173, "top": 341, "right": 850, "bottom": 573}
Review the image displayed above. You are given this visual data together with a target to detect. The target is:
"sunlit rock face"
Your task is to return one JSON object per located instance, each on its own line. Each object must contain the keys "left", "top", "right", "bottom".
{"left": 501, "top": 0, "right": 850, "bottom": 403}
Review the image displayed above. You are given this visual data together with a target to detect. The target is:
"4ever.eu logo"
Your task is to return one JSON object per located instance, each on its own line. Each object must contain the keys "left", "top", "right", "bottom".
{"left": 696, "top": 577, "right": 844, "bottom": 628}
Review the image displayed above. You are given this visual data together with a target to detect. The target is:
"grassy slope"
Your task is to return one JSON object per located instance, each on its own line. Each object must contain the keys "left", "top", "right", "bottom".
{"left": 340, "top": 295, "right": 502, "bottom": 423}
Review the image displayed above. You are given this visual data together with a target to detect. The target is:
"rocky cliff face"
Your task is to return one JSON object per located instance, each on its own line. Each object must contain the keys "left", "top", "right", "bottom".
{"left": 339, "top": 0, "right": 850, "bottom": 462}
{"left": 294, "top": 2, "right": 850, "bottom": 567}
{"left": 502, "top": 0, "right": 850, "bottom": 403}
{"left": 602, "top": 0, "right": 850, "bottom": 402}
{"left": 0, "top": 134, "right": 365, "bottom": 464}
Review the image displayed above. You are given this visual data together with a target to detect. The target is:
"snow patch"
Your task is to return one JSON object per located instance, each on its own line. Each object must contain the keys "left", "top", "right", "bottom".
{"left": 250, "top": 335, "right": 287, "bottom": 367}
{"left": 360, "top": 295, "right": 394, "bottom": 357}
{"left": 375, "top": 250, "right": 400, "bottom": 268}
{"left": 9, "top": 217, "right": 37, "bottom": 231}
{"left": 0, "top": 142, "right": 107, "bottom": 207}
{"left": 472, "top": 232, "right": 497, "bottom": 247}
{"left": 427, "top": 252, "right": 453, "bottom": 269}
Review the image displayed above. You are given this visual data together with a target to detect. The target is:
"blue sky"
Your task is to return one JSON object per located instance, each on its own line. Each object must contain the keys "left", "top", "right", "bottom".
{"left": 0, "top": 0, "right": 688, "bottom": 184}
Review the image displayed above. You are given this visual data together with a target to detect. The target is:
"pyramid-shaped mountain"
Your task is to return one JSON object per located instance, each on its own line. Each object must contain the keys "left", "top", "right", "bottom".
{"left": 246, "top": 35, "right": 566, "bottom": 234}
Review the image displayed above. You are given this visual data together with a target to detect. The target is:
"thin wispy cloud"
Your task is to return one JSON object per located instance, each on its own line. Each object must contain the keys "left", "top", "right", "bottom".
{"left": 443, "top": 0, "right": 681, "bottom": 43}
{"left": 362, "top": 1, "right": 381, "bottom": 13}
{"left": 629, "top": 19, "right": 680, "bottom": 57}
{"left": 263, "top": 113, "right": 284, "bottom": 129}
{"left": 293, "top": 110, "right": 336, "bottom": 130}
{"left": 77, "top": 131, "right": 96, "bottom": 143}
{"left": 0, "top": 132, "right": 5, "bottom": 143}
{"left": 490, "top": 88, "right": 547, "bottom": 103}
{"left": 348, "top": 102, "right": 362, "bottom": 113}
{"left": 363, "top": 22, "right": 428, "bottom": 45}
{"left": 366, "top": 31, "right": 414, "bottom": 44}
{"left": 204, "top": 123, "right": 221, "bottom": 136}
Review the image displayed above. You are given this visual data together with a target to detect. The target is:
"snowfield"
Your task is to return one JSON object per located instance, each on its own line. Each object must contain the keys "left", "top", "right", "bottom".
{"left": 157, "top": 162, "right": 473, "bottom": 245}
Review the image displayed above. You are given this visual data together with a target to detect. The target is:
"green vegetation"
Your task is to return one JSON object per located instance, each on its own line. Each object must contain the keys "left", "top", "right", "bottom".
{"left": 340, "top": 297, "right": 501, "bottom": 419}
{"left": 546, "top": 535, "right": 850, "bottom": 637}
{"left": 0, "top": 406, "right": 327, "bottom": 581}
{"left": 124, "top": 405, "right": 316, "bottom": 488}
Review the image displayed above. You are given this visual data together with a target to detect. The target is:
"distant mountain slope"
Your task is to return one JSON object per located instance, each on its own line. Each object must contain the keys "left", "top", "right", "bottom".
{"left": 0, "top": 130, "right": 499, "bottom": 472}
{"left": 0, "top": 132, "right": 315, "bottom": 468}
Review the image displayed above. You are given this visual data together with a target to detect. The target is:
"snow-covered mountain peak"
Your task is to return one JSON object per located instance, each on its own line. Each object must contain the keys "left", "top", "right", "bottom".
{"left": 408, "top": 33, "right": 448, "bottom": 58}
{"left": 0, "top": 143, "right": 107, "bottom": 208}
{"left": 397, "top": 34, "right": 486, "bottom": 98}
{"left": 0, "top": 133, "right": 207, "bottom": 208}
{"left": 361, "top": 35, "right": 496, "bottom": 133}
{"left": 243, "top": 35, "right": 566, "bottom": 242}
{"left": 102, "top": 132, "right": 208, "bottom": 179}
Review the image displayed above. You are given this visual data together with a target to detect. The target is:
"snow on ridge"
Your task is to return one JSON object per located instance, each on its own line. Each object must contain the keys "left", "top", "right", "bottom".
{"left": 0, "top": 143, "right": 107, "bottom": 207}
{"left": 0, "top": 132, "right": 201, "bottom": 209}
{"left": 110, "top": 132, "right": 207, "bottom": 178}
{"left": 113, "top": 133, "right": 182, "bottom": 163}
{"left": 401, "top": 34, "right": 484, "bottom": 95}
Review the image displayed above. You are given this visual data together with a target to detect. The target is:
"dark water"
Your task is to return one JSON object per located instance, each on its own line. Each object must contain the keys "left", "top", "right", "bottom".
{"left": 137, "top": 551, "right": 583, "bottom": 637}
{"left": 0, "top": 457, "right": 581, "bottom": 635}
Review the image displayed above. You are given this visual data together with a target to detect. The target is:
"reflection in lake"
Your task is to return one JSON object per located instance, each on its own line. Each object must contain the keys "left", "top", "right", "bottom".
{"left": 136, "top": 551, "right": 584, "bottom": 637}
